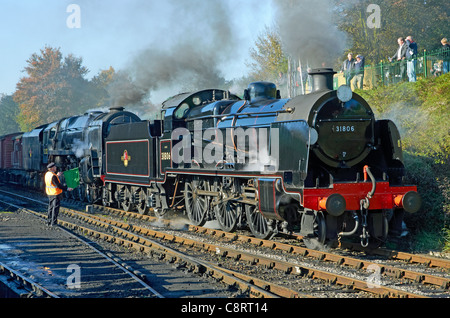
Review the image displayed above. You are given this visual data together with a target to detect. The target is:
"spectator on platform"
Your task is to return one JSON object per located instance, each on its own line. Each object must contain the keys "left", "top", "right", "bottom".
{"left": 352, "top": 55, "right": 365, "bottom": 89}
{"left": 389, "top": 37, "right": 407, "bottom": 81}
{"left": 431, "top": 61, "right": 443, "bottom": 77}
{"left": 441, "top": 38, "right": 450, "bottom": 74}
{"left": 341, "top": 53, "right": 355, "bottom": 86}
{"left": 406, "top": 36, "right": 418, "bottom": 82}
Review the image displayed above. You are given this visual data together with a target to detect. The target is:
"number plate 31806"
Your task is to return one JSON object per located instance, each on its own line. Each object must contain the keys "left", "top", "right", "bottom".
{"left": 333, "top": 125, "right": 355, "bottom": 133}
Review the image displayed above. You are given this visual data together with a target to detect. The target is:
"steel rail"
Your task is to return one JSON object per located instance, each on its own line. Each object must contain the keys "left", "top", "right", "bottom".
{"left": 0, "top": 199, "right": 59, "bottom": 298}
{"left": 98, "top": 205, "right": 450, "bottom": 289}
{"left": 0, "top": 196, "right": 163, "bottom": 298}
{"left": 95, "top": 202, "right": 450, "bottom": 275}
{"left": 59, "top": 209, "right": 301, "bottom": 298}
{"left": 344, "top": 242, "right": 450, "bottom": 269}
{"left": 0, "top": 192, "right": 294, "bottom": 298}
{"left": 1, "top": 189, "right": 448, "bottom": 294}
{"left": 56, "top": 221, "right": 164, "bottom": 298}
{"left": 62, "top": 208, "right": 429, "bottom": 298}
{"left": 192, "top": 227, "right": 450, "bottom": 289}
{"left": 0, "top": 260, "right": 60, "bottom": 298}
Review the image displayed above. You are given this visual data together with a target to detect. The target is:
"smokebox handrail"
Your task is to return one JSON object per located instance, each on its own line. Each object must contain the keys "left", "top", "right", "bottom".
{"left": 184, "top": 108, "right": 295, "bottom": 122}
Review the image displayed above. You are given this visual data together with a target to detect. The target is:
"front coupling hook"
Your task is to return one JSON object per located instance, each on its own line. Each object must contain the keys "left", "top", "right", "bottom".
{"left": 360, "top": 197, "right": 370, "bottom": 247}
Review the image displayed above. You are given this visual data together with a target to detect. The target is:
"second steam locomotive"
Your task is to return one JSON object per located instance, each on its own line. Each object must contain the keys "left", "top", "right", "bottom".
{"left": 0, "top": 68, "right": 421, "bottom": 249}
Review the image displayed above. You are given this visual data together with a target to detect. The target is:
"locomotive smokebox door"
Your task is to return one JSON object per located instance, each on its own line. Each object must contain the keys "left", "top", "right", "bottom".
{"left": 270, "top": 120, "right": 311, "bottom": 188}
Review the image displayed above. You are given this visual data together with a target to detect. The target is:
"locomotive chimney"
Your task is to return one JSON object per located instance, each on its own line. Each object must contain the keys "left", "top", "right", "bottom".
{"left": 308, "top": 68, "right": 336, "bottom": 92}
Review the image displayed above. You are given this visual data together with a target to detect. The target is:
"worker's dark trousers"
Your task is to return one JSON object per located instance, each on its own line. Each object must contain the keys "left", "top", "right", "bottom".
{"left": 47, "top": 194, "right": 61, "bottom": 225}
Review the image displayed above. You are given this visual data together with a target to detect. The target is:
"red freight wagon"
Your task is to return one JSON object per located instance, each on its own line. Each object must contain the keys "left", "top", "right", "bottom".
{"left": 0, "top": 132, "right": 23, "bottom": 169}
{"left": 12, "top": 133, "right": 23, "bottom": 169}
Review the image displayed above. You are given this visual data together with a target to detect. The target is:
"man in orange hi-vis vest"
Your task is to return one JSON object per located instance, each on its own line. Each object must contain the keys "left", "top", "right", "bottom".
{"left": 45, "top": 163, "right": 73, "bottom": 226}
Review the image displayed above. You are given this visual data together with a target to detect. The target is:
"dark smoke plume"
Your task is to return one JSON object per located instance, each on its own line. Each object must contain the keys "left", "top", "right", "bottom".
{"left": 108, "top": 0, "right": 237, "bottom": 108}
{"left": 273, "top": 0, "right": 348, "bottom": 67}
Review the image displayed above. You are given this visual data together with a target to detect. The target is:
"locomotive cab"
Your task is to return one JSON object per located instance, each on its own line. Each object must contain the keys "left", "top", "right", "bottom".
{"left": 42, "top": 120, "right": 61, "bottom": 165}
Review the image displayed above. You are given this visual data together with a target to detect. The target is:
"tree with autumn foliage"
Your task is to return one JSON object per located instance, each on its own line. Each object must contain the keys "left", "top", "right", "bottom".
{"left": 247, "top": 26, "right": 288, "bottom": 81}
{"left": 90, "top": 66, "right": 118, "bottom": 108}
{"left": 0, "top": 94, "right": 20, "bottom": 135}
{"left": 13, "top": 46, "right": 96, "bottom": 131}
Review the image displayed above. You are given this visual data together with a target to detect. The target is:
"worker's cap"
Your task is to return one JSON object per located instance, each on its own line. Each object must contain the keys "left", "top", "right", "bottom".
{"left": 356, "top": 55, "right": 363, "bottom": 59}
{"left": 47, "top": 163, "right": 56, "bottom": 169}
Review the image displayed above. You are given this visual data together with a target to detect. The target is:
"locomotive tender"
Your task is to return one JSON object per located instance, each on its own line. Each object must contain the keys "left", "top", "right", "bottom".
{"left": 0, "top": 68, "right": 421, "bottom": 249}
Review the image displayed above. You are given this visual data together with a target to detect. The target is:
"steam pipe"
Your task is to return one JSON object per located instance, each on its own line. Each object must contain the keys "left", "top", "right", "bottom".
{"left": 363, "top": 165, "right": 376, "bottom": 198}
{"left": 338, "top": 211, "right": 359, "bottom": 237}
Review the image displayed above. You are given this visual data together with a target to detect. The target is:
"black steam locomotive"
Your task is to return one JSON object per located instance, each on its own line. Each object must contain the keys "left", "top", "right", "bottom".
{"left": 0, "top": 68, "right": 421, "bottom": 249}
{"left": 102, "top": 68, "right": 420, "bottom": 249}
{"left": 4, "top": 107, "right": 140, "bottom": 201}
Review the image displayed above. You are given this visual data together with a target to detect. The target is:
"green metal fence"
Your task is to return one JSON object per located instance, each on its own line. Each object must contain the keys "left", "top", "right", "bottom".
{"left": 333, "top": 47, "right": 450, "bottom": 90}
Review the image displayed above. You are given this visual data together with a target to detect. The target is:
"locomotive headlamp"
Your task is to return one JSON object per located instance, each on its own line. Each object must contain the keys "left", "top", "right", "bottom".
{"left": 337, "top": 85, "right": 353, "bottom": 103}
{"left": 318, "top": 193, "right": 346, "bottom": 217}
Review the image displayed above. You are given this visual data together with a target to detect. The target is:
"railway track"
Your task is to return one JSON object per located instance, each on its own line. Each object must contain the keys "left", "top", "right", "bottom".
{"left": 77, "top": 207, "right": 448, "bottom": 298}
{"left": 0, "top": 260, "right": 60, "bottom": 298}
{"left": 0, "top": 197, "right": 163, "bottom": 298}
{"left": 0, "top": 187, "right": 449, "bottom": 298}
{"left": 0, "top": 189, "right": 303, "bottom": 298}
{"left": 88, "top": 203, "right": 450, "bottom": 294}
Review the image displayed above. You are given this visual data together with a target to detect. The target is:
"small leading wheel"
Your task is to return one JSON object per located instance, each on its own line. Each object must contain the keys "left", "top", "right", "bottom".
{"left": 184, "top": 178, "right": 210, "bottom": 226}
{"left": 301, "top": 210, "right": 327, "bottom": 250}
{"left": 363, "top": 212, "right": 389, "bottom": 249}
{"left": 245, "top": 205, "right": 273, "bottom": 239}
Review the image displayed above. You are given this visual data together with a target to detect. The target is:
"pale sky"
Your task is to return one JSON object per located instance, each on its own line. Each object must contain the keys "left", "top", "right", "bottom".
{"left": 0, "top": 0, "right": 275, "bottom": 97}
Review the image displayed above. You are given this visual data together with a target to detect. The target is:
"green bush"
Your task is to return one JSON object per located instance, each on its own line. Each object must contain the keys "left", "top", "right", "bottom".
{"left": 357, "top": 74, "right": 450, "bottom": 252}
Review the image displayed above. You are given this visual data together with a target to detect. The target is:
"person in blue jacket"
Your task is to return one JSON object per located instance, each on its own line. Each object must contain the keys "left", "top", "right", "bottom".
{"left": 406, "top": 36, "right": 418, "bottom": 82}
{"left": 352, "top": 55, "right": 365, "bottom": 89}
